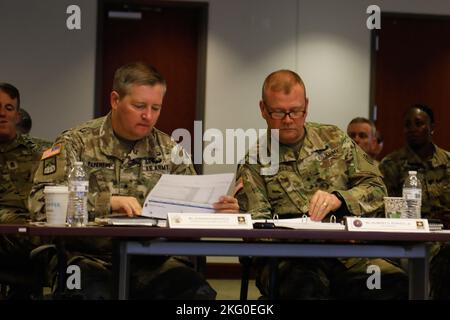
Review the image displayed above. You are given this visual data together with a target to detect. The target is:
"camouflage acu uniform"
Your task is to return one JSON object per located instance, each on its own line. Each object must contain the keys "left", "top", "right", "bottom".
{"left": 29, "top": 114, "right": 216, "bottom": 300}
{"left": 27, "top": 136, "right": 53, "bottom": 151}
{"left": 0, "top": 134, "right": 50, "bottom": 297}
{"left": 0, "top": 134, "right": 48, "bottom": 254}
{"left": 236, "top": 123, "right": 407, "bottom": 299}
{"left": 380, "top": 144, "right": 450, "bottom": 299}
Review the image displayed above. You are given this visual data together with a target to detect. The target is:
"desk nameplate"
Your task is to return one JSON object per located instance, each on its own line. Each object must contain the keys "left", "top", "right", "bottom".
{"left": 167, "top": 213, "right": 253, "bottom": 229}
{"left": 346, "top": 217, "right": 429, "bottom": 232}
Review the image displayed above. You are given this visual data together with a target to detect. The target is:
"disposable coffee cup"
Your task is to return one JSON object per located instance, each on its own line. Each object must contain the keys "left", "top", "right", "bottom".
{"left": 383, "top": 196, "right": 405, "bottom": 219}
{"left": 44, "top": 186, "right": 69, "bottom": 226}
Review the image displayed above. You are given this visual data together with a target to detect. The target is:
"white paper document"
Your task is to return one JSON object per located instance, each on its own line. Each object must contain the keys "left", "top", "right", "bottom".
{"left": 142, "top": 173, "right": 235, "bottom": 219}
{"left": 252, "top": 217, "right": 345, "bottom": 230}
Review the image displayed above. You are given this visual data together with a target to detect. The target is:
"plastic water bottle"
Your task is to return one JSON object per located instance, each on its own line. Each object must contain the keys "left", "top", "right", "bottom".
{"left": 67, "top": 161, "right": 89, "bottom": 227}
{"left": 402, "top": 170, "right": 422, "bottom": 219}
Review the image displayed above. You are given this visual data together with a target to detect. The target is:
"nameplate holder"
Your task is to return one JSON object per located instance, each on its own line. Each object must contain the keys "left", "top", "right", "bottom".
{"left": 167, "top": 213, "right": 253, "bottom": 229}
{"left": 346, "top": 217, "right": 429, "bottom": 233}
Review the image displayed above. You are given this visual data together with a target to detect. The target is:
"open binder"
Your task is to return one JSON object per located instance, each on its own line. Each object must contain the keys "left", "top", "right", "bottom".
{"left": 95, "top": 214, "right": 166, "bottom": 227}
{"left": 253, "top": 214, "right": 345, "bottom": 230}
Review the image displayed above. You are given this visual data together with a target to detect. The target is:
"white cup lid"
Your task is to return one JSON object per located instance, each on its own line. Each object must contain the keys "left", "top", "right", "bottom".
{"left": 44, "top": 186, "right": 68, "bottom": 193}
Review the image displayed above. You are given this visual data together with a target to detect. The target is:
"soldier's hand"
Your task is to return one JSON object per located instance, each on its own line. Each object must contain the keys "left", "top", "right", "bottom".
{"left": 308, "top": 190, "right": 341, "bottom": 221}
{"left": 111, "top": 196, "right": 142, "bottom": 217}
{"left": 213, "top": 195, "right": 240, "bottom": 213}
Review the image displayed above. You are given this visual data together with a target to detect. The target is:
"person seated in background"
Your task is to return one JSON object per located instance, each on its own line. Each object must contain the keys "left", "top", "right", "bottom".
{"left": 379, "top": 104, "right": 450, "bottom": 299}
{"left": 372, "top": 130, "right": 384, "bottom": 160}
{"left": 0, "top": 83, "right": 49, "bottom": 298}
{"left": 29, "top": 62, "right": 239, "bottom": 299}
{"left": 17, "top": 108, "right": 52, "bottom": 149}
{"left": 347, "top": 117, "right": 377, "bottom": 160}
{"left": 235, "top": 69, "right": 407, "bottom": 299}
{"left": 17, "top": 108, "right": 32, "bottom": 134}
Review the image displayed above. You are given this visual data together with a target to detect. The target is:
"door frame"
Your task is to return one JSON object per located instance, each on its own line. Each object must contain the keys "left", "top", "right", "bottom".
{"left": 369, "top": 12, "right": 450, "bottom": 157}
{"left": 94, "top": 0, "right": 208, "bottom": 173}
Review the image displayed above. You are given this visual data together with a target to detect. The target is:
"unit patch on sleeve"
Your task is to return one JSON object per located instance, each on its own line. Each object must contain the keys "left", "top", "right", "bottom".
{"left": 43, "top": 157, "right": 57, "bottom": 175}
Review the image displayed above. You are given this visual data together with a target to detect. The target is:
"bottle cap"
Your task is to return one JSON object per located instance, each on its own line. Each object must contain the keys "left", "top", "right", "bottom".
{"left": 408, "top": 171, "right": 417, "bottom": 174}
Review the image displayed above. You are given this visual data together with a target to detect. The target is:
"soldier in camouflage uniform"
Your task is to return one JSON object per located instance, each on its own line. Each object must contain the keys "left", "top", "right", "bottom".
{"left": 17, "top": 108, "right": 53, "bottom": 149}
{"left": 379, "top": 104, "right": 450, "bottom": 299}
{"left": 236, "top": 70, "right": 407, "bottom": 299}
{"left": 29, "top": 62, "right": 238, "bottom": 299}
{"left": 0, "top": 83, "right": 50, "bottom": 298}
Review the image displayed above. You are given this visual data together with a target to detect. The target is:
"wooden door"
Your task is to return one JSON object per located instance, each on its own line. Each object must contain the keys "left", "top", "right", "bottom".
{"left": 372, "top": 14, "right": 450, "bottom": 158}
{"left": 96, "top": 1, "right": 207, "bottom": 165}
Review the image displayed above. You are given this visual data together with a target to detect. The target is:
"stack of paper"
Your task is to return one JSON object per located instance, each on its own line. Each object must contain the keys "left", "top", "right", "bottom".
{"left": 142, "top": 173, "right": 235, "bottom": 219}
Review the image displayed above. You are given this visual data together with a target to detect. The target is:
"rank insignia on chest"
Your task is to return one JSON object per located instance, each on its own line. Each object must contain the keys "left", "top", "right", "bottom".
{"left": 43, "top": 157, "right": 57, "bottom": 175}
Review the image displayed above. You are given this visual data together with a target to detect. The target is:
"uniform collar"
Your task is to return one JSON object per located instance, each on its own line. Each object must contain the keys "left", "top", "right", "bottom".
{"left": 405, "top": 144, "right": 447, "bottom": 168}
{"left": 99, "top": 113, "right": 157, "bottom": 160}
{"left": 262, "top": 123, "right": 328, "bottom": 164}
{"left": 0, "top": 133, "right": 27, "bottom": 152}
{"left": 276, "top": 123, "right": 327, "bottom": 163}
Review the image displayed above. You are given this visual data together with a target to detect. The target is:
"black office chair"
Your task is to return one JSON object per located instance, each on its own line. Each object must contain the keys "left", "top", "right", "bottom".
{"left": 0, "top": 244, "right": 56, "bottom": 300}
{"left": 239, "top": 256, "right": 279, "bottom": 300}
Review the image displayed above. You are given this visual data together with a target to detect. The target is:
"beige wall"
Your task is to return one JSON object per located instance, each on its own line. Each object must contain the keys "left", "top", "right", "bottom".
{"left": 0, "top": 0, "right": 97, "bottom": 141}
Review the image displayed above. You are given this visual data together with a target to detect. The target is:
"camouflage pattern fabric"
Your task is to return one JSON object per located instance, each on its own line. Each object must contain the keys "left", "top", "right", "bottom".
{"left": 29, "top": 113, "right": 215, "bottom": 299}
{"left": 0, "top": 134, "right": 47, "bottom": 219}
{"left": 237, "top": 123, "right": 386, "bottom": 219}
{"left": 379, "top": 144, "right": 450, "bottom": 222}
{"left": 28, "top": 136, "right": 53, "bottom": 151}
{"left": 237, "top": 123, "right": 408, "bottom": 299}
{"left": 30, "top": 114, "right": 196, "bottom": 220}
{"left": 380, "top": 144, "right": 450, "bottom": 299}
{"left": 0, "top": 134, "right": 48, "bottom": 254}
{"left": 0, "top": 134, "right": 50, "bottom": 296}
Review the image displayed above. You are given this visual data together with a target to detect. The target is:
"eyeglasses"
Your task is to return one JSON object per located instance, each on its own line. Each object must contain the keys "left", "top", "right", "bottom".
{"left": 263, "top": 102, "right": 306, "bottom": 120}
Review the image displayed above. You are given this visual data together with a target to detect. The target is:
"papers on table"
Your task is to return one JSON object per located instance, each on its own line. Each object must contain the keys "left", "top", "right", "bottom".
{"left": 95, "top": 215, "right": 167, "bottom": 227}
{"left": 142, "top": 173, "right": 235, "bottom": 219}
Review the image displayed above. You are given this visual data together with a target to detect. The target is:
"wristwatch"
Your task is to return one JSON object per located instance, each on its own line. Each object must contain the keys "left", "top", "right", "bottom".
{"left": 330, "top": 191, "right": 350, "bottom": 220}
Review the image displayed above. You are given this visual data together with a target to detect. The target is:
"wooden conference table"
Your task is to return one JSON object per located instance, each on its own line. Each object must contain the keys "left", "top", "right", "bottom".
{"left": 2, "top": 224, "right": 450, "bottom": 300}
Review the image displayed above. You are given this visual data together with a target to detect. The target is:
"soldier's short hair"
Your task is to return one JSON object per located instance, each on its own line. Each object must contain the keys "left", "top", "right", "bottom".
{"left": 262, "top": 70, "right": 306, "bottom": 102}
{"left": 0, "top": 82, "right": 20, "bottom": 109}
{"left": 112, "top": 62, "right": 167, "bottom": 98}
{"left": 408, "top": 103, "right": 435, "bottom": 125}
{"left": 348, "top": 117, "right": 377, "bottom": 137}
